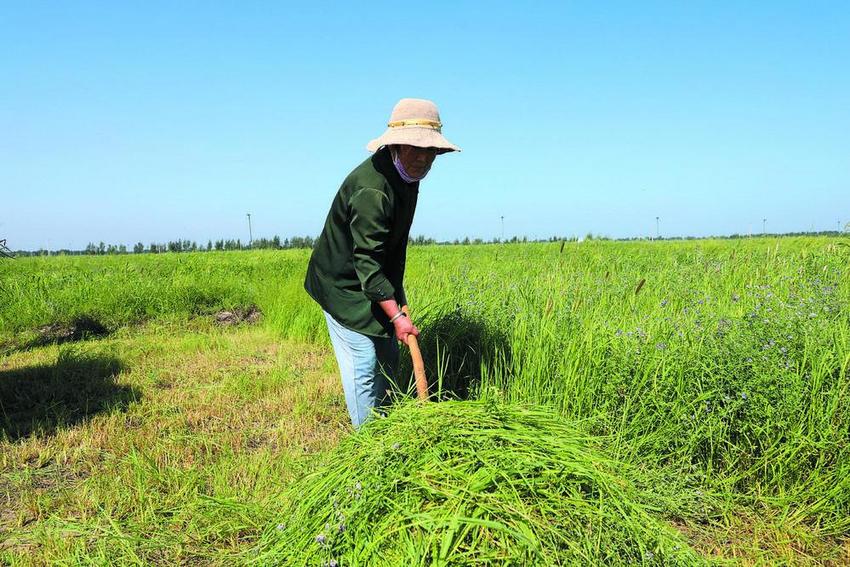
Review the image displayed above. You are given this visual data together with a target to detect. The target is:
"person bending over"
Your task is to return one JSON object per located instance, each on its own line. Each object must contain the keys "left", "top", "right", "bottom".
{"left": 304, "top": 98, "right": 460, "bottom": 428}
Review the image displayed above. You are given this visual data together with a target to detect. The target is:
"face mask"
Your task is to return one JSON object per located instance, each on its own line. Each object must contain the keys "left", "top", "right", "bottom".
{"left": 390, "top": 147, "right": 429, "bottom": 183}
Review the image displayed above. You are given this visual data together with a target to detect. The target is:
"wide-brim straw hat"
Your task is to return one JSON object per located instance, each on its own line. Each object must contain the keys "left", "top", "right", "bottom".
{"left": 367, "top": 98, "right": 461, "bottom": 154}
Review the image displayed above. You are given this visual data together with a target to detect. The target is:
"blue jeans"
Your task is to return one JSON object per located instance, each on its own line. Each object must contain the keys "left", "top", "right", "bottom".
{"left": 323, "top": 311, "right": 399, "bottom": 428}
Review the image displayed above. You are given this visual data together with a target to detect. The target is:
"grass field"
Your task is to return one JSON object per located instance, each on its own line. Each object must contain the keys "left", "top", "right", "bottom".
{"left": 1, "top": 239, "right": 848, "bottom": 564}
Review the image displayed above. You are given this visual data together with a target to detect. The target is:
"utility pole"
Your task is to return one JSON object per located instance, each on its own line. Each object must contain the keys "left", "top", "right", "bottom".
{"left": 655, "top": 216, "right": 660, "bottom": 240}
{"left": 500, "top": 215, "right": 504, "bottom": 242}
{"left": 762, "top": 218, "right": 767, "bottom": 235}
{"left": 246, "top": 213, "right": 253, "bottom": 248}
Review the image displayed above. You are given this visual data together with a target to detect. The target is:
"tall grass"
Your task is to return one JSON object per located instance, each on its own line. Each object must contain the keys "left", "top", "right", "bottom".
{"left": 0, "top": 251, "right": 309, "bottom": 338}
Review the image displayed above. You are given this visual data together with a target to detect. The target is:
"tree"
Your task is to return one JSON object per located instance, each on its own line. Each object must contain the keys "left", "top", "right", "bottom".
{"left": 134, "top": 242, "right": 145, "bottom": 254}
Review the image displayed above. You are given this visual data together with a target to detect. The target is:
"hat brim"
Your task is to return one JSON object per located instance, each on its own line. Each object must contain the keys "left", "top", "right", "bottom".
{"left": 367, "top": 127, "right": 461, "bottom": 154}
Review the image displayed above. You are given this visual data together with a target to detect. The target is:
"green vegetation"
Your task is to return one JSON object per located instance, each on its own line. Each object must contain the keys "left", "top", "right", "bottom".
{"left": 1, "top": 238, "right": 848, "bottom": 564}
{"left": 259, "top": 401, "right": 704, "bottom": 566}
{"left": 0, "top": 251, "right": 310, "bottom": 338}
{"left": 1, "top": 324, "right": 345, "bottom": 564}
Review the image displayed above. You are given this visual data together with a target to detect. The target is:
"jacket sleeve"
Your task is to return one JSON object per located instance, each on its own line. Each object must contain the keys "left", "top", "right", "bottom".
{"left": 349, "top": 187, "right": 396, "bottom": 302}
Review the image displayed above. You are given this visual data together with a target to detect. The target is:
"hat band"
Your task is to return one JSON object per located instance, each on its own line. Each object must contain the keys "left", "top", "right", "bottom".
{"left": 387, "top": 119, "right": 442, "bottom": 131}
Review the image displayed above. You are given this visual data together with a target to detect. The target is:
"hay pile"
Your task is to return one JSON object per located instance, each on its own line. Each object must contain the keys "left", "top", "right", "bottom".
{"left": 256, "top": 401, "right": 703, "bottom": 566}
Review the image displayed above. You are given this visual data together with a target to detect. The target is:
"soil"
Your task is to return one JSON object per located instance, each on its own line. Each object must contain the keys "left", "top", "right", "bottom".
{"left": 213, "top": 305, "right": 262, "bottom": 326}
{"left": 34, "top": 316, "right": 108, "bottom": 345}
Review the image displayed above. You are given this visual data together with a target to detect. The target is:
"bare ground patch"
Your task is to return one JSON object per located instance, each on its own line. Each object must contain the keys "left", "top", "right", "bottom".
{"left": 33, "top": 316, "right": 109, "bottom": 346}
{"left": 213, "top": 305, "right": 262, "bottom": 326}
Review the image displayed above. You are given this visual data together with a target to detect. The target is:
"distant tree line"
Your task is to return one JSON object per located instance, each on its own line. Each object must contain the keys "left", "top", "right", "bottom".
{"left": 12, "top": 235, "right": 316, "bottom": 256}
{"left": 8, "top": 230, "right": 848, "bottom": 257}
{"left": 134, "top": 236, "right": 318, "bottom": 254}
{"left": 619, "top": 229, "right": 849, "bottom": 242}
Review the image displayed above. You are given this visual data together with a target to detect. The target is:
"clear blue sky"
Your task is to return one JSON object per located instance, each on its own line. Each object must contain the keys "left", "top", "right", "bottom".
{"left": 2, "top": 1, "right": 848, "bottom": 249}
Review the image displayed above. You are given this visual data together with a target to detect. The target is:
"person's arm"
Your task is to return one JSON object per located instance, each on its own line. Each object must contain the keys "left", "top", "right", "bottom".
{"left": 349, "top": 187, "right": 397, "bottom": 301}
{"left": 349, "top": 187, "right": 418, "bottom": 343}
{"left": 378, "top": 299, "right": 419, "bottom": 344}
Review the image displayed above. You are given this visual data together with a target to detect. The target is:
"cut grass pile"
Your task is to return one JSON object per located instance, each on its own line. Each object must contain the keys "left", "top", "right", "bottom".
{"left": 257, "top": 400, "right": 704, "bottom": 566}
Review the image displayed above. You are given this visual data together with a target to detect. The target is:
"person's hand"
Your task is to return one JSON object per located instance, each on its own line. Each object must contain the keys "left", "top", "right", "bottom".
{"left": 393, "top": 313, "right": 419, "bottom": 344}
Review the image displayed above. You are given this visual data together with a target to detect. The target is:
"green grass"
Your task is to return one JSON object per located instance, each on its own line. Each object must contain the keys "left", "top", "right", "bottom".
{"left": 1, "top": 238, "right": 849, "bottom": 564}
{"left": 1, "top": 323, "right": 347, "bottom": 564}
{"left": 257, "top": 400, "right": 705, "bottom": 566}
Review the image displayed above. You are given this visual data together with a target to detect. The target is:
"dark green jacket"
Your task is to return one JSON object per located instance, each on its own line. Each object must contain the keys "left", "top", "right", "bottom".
{"left": 304, "top": 147, "right": 418, "bottom": 337}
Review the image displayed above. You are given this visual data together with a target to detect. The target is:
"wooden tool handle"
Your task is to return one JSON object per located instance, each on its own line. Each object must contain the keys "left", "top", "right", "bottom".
{"left": 406, "top": 334, "right": 429, "bottom": 401}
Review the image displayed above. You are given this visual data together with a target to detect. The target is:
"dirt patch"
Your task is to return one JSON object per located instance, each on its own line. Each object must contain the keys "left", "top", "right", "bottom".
{"left": 214, "top": 305, "right": 262, "bottom": 326}
{"left": 34, "top": 316, "right": 108, "bottom": 346}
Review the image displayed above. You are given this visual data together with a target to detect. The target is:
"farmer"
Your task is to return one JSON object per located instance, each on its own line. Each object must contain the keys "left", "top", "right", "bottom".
{"left": 304, "top": 98, "right": 460, "bottom": 428}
